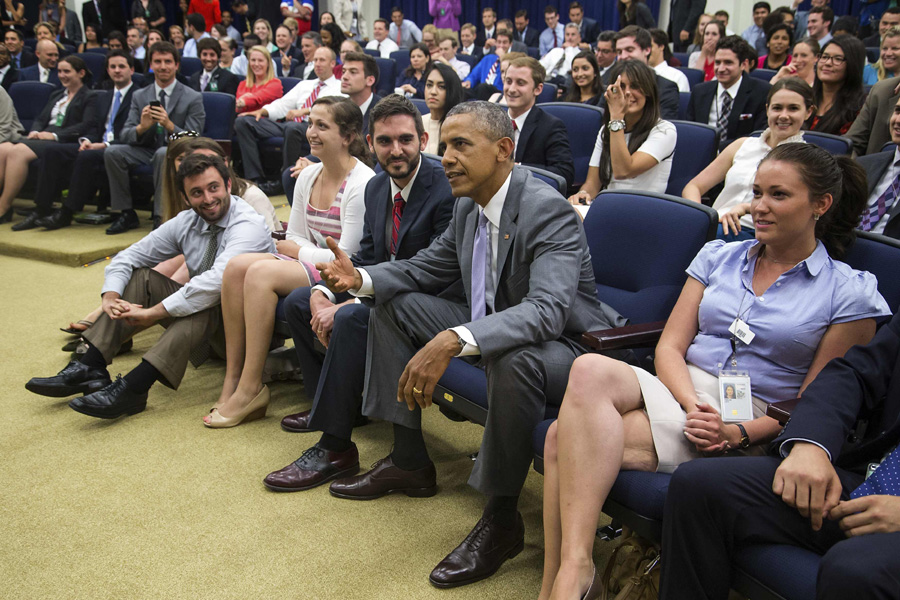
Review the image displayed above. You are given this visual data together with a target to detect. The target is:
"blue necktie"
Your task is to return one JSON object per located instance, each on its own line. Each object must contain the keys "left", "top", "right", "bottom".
{"left": 851, "top": 445, "right": 900, "bottom": 498}
{"left": 470, "top": 211, "right": 492, "bottom": 321}
{"left": 860, "top": 162, "right": 900, "bottom": 232}
{"left": 104, "top": 90, "right": 122, "bottom": 143}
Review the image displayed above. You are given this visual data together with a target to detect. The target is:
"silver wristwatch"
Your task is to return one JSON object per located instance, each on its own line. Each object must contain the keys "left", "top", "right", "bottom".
{"left": 608, "top": 119, "right": 626, "bottom": 132}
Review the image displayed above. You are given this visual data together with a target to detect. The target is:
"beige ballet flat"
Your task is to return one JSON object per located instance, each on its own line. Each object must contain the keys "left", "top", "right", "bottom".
{"left": 203, "top": 385, "right": 270, "bottom": 428}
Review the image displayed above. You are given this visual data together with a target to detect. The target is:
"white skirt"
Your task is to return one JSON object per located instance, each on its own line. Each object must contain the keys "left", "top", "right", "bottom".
{"left": 630, "top": 364, "right": 767, "bottom": 473}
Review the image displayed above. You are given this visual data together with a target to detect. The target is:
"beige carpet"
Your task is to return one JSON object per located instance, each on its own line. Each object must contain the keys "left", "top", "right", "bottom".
{"left": 0, "top": 220, "right": 616, "bottom": 599}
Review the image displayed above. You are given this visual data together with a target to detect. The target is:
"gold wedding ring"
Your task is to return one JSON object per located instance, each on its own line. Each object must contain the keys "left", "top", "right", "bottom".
{"left": 412, "top": 387, "right": 423, "bottom": 395}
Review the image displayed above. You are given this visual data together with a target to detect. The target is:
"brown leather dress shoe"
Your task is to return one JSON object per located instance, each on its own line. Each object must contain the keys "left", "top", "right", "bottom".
{"left": 281, "top": 409, "right": 371, "bottom": 433}
{"left": 263, "top": 444, "right": 359, "bottom": 492}
{"left": 329, "top": 455, "right": 437, "bottom": 500}
{"left": 428, "top": 513, "right": 525, "bottom": 588}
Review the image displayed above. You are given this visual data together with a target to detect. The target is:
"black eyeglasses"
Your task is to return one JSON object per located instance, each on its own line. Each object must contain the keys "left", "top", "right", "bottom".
{"left": 168, "top": 130, "right": 200, "bottom": 141}
{"left": 817, "top": 53, "right": 846, "bottom": 65}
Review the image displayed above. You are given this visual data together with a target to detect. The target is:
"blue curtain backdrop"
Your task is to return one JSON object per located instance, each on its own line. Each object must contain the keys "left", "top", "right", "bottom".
{"left": 379, "top": 0, "right": 661, "bottom": 34}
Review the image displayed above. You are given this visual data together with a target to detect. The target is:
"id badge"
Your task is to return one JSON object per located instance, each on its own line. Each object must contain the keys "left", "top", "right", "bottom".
{"left": 728, "top": 318, "right": 755, "bottom": 345}
{"left": 55, "top": 113, "right": 65, "bottom": 126}
{"left": 718, "top": 370, "right": 753, "bottom": 422}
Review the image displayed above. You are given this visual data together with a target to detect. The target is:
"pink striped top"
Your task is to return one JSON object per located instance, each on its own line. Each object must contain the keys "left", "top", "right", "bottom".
{"left": 305, "top": 178, "right": 348, "bottom": 244}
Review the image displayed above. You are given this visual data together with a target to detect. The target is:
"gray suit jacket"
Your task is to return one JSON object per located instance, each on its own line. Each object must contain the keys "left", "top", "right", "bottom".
{"left": 118, "top": 81, "right": 205, "bottom": 149}
{"left": 364, "top": 166, "right": 627, "bottom": 358}
{"left": 847, "top": 75, "right": 900, "bottom": 156}
{"left": 858, "top": 150, "right": 900, "bottom": 238}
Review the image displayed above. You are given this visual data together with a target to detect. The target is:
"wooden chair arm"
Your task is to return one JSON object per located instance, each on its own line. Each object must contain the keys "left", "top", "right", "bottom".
{"left": 582, "top": 320, "right": 667, "bottom": 352}
{"left": 766, "top": 398, "right": 801, "bottom": 425}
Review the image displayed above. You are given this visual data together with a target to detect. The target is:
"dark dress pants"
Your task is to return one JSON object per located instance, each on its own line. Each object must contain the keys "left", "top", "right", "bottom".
{"left": 281, "top": 120, "right": 309, "bottom": 171}
{"left": 34, "top": 145, "right": 110, "bottom": 213}
{"left": 660, "top": 456, "right": 900, "bottom": 600}
{"left": 283, "top": 286, "right": 370, "bottom": 439}
{"left": 234, "top": 116, "right": 287, "bottom": 181}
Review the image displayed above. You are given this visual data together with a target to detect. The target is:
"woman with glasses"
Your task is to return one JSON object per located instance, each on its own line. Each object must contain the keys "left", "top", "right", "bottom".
{"left": 771, "top": 37, "right": 819, "bottom": 87}
{"left": 864, "top": 27, "right": 900, "bottom": 84}
{"left": 689, "top": 19, "right": 725, "bottom": 82}
{"left": 807, "top": 35, "right": 866, "bottom": 135}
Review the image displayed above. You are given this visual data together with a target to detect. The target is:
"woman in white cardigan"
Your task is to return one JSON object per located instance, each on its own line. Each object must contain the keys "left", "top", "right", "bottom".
{"left": 206, "top": 97, "right": 375, "bottom": 428}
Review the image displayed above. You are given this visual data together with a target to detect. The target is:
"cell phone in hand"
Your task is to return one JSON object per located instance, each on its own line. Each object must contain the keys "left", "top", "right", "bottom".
{"left": 149, "top": 100, "right": 161, "bottom": 108}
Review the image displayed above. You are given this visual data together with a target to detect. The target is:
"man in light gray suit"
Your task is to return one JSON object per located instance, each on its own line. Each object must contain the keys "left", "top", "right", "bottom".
{"left": 316, "top": 101, "right": 627, "bottom": 588}
{"left": 104, "top": 41, "right": 205, "bottom": 234}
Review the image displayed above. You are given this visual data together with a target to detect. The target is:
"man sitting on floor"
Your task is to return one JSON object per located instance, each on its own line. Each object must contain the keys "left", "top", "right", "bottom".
{"left": 25, "top": 154, "right": 274, "bottom": 419}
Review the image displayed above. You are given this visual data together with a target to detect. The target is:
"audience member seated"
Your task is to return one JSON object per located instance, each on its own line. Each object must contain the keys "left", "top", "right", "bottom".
{"left": 539, "top": 142, "right": 889, "bottom": 600}
{"left": 808, "top": 35, "right": 866, "bottom": 135}
{"left": 421, "top": 24, "right": 443, "bottom": 60}
{"left": 686, "top": 13, "right": 713, "bottom": 54}
{"left": 104, "top": 41, "right": 206, "bottom": 233}
{"left": 106, "top": 30, "right": 127, "bottom": 53}
{"left": 540, "top": 5, "right": 565, "bottom": 57}
{"left": 252, "top": 18, "right": 277, "bottom": 54}
{"left": 18, "top": 39, "right": 60, "bottom": 87}
{"left": 320, "top": 24, "right": 346, "bottom": 68}
{"left": 142, "top": 29, "right": 164, "bottom": 62}
{"left": 562, "top": 50, "right": 603, "bottom": 105}
{"left": 649, "top": 29, "right": 690, "bottom": 92}
{"left": 759, "top": 22, "right": 793, "bottom": 70}
{"left": 831, "top": 15, "right": 858, "bottom": 39}
{"left": 606, "top": 26, "right": 680, "bottom": 121}
{"left": 366, "top": 18, "right": 399, "bottom": 58}
{"left": 458, "top": 23, "right": 483, "bottom": 60}
{"left": 513, "top": 9, "right": 540, "bottom": 49}
{"left": 273, "top": 23, "right": 302, "bottom": 77}
{"left": 660, "top": 301, "right": 900, "bottom": 600}
{"left": 688, "top": 36, "right": 770, "bottom": 148}
{"left": 807, "top": 5, "right": 835, "bottom": 47}
{"left": 79, "top": 23, "right": 104, "bottom": 53}
{"left": 5, "top": 56, "right": 94, "bottom": 230}
{"left": 462, "top": 31, "right": 512, "bottom": 100}
{"left": 292, "top": 31, "right": 324, "bottom": 80}
{"left": 770, "top": 36, "right": 819, "bottom": 86}
{"left": 540, "top": 23, "right": 583, "bottom": 86}
{"left": 235, "top": 46, "right": 283, "bottom": 114}
{"left": 570, "top": 60, "right": 676, "bottom": 206}
{"left": 25, "top": 153, "right": 275, "bottom": 420}
{"left": 484, "top": 51, "right": 526, "bottom": 105}
{"left": 684, "top": 78, "right": 813, "bottom": 241}
{"left": 205, "top": 97, "right": 375, "bottom": 427}
{"left": 432, "top": 35, "right": 470, "bottom": 81}
{"left": 857, "top": 95, "right": 900, "bottom": 238}
{"left": 235, "top": 45, "right": 341, "bottom": 195}
{"left": 5, "top": 30, "right": 35, "bottom": 70}
{"left": 594, "top": 31, "right": 617, "bottom": 79}
{"left": 29, "top": 51, "right": 137, "bottom": 232}
{"left": 689, "top": 19, "right": 725, "bottom": 82}
{"left": 127, "top": 26, "right": 147, "bottom": 61}
{"left": 864, "top": 27, "right": 900, "bottom": 85}
{"left": 182, "top": 13, "right": 209, "bottom": 58}
{"left": 188, "top": 37, "right": 239, "bottom": 94}
{"left": 388, "top": 6, "right": 421, "bottom": 49}
{"left": 0, "top": 44, "right": 18, "bottom": 93}
{"left": 421, "top": 63, "right": 463, "bottom": 155}
{"left": 741, "top": 1, "right": 770, "bottom": 52}
{"left": 477, "top": 6, "right": 498, "bottom": 47}
{"left": 568, "top": 1, "right": 599, "bottom": 45}
{"left": 394, "top": 43, "right": 431, "bottom": 99}
{"left": 169, "top": 25, "right": 186, "bottom": 53}
{"left": 504, "top": 56, "right": 574, "bottom": 188}
{"left": 619, "top": 0, "right": 655, "bottom": 29}
{"left": 863, "top": 6, "right": 900, "bottom": 47}
{"left": 310, "top": 100, "right": 627, "bottom": 590}
{"left": 0, "top": 87, "right": 23, "bottom": 153}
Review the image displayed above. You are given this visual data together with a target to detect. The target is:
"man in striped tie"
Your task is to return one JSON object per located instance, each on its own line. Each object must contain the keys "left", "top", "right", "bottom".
{"left": 235, "top": 45, "right": 344, "bottom": 195}
{"left": 857, "top": 99, "right": 900, "bottom": 239}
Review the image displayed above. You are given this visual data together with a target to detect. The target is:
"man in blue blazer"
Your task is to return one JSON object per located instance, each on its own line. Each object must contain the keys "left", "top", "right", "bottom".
{"left": 263, "top": 95, "right": 456, "bottom": 492}
{"left": 17, "top": 40, "right": 60, "bottom": 88}
{"left": 660, "top": 308, "right": 900, "bottom": 599}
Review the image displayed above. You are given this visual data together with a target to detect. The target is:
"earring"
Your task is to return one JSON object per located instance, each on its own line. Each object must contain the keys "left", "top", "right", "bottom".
{"left": 813, "top": 213, "right": 820, "bottom": 221}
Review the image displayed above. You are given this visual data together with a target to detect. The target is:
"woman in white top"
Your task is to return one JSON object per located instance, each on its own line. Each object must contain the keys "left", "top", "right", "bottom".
{"left": 421, "top": 62, "right": 463, "bottom": 155}
{"left": 569, "top": 60, "right": 677, "bottom": 208}
{"left": 206, "top": 97, "right": 375, "bottom": 428}
{"left": 683, "top": 78, "right": 814, "bottom": 240}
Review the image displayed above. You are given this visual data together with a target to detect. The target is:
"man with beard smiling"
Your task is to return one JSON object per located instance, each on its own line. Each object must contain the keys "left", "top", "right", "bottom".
{"left": 262, "top": 94, "right": 455, "bottom": 493}
{"left": 26, "top": 153, "right": 274, "bottom": 419}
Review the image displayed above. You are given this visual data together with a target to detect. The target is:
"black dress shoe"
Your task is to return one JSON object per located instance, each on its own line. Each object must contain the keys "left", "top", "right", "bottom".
{"left": 263, "top": 444, "right": 360, "bottom": 492}
{"left": 257, "top": 180, "right": 283, "bottom": 196}
{"left": 106, "top": 211, "right": 140, "bottom": 235}
{"left": 280, "top": 409, "right": 369, "bottom": 433}
{"left": 329, "top": 455, "right": 437, "bottom": 500}
{"left": 429, "top": 513, "right": 525, "bottom": 588}
{"left": 151, "top": 215, "right": 161, "bottom": 230}
{"left": 36, "top": 209, "right": 72, "bottom": 230}
{"left": 25, "top": 360, "right": 111, "bottom": 398}
{"left": 68, "top": 376, "right": 148, "bottom": 419}
{"left": 11, "top": 211, "right": 46, "bottom": 231}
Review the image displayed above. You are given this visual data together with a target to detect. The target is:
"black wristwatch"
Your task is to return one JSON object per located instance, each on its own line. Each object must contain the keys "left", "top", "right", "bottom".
{"left": 736, "top": 423, "right": 751, "bottom": 449}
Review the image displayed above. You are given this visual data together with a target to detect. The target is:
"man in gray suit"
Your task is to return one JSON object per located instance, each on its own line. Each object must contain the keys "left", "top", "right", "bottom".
{"left": 104, "top": 41, "right": 205, "bottom": 234}
{"left": 848, "top": 75, "right": 900, "bottom": 157}
{"left": 858, "top": 95, "right": 900, "bottom": 238}
{"left": 316, "top": 101, "right": 627, "bottom": 588}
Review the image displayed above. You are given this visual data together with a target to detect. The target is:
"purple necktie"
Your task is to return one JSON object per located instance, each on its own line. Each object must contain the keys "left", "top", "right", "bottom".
{"left": 470, "top": 211, "right": 489, "bottom": 321}
{"left": 860, "top": 163, "right": 900, "bottom": 231}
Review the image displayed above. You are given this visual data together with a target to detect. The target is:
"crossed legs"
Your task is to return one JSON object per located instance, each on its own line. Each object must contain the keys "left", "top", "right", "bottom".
{"left": 540, "top": 354, "right": 658, "bottom": 600}
{"left": 0, "top": 142, "right": 38, "bottom": 214}
{"left": 211, "top": 254, "right": 310, "bottom": 419}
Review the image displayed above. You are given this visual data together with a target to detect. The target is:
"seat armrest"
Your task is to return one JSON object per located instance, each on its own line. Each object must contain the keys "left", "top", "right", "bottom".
{"left": 766, "top": 398, "right": 801, "bottom": 425}
{"left": 582, "top": 320, "right": 667, "bottom": 352}
{"left": 272, "top": 231, "right": 286, "bottom": 241}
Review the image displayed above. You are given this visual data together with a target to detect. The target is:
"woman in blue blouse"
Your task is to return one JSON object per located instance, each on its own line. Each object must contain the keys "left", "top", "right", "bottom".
{"left": 538, "top": 143, "right": 892, "bottom": 600}
{"left": 395, "top": 43, "right": 432, "bottom": 99}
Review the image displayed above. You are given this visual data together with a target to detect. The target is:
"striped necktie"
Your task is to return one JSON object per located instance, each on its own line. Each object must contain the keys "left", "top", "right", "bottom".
{"left": 717, "top": 91, "right": 732, "bottom": 143}
{"left": 390, "top": 191, "right": 404, "bottom": 257}
{"left": 189, "top": 224, "right": 222, "bottom": 367}
{"left": 860, "top": 162, "right": 900, "bottom": 231}
{"left": 295, "top": 81, "right": 324, "bottom": 122}
{"left": 485, "top": 60, "right": 498, "bottom": 85}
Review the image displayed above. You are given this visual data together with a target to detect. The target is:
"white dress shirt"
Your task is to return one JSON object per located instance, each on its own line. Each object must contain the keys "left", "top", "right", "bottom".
{"left": 103, "top": 81, "right": 133, "bottom": 144}
{"left": 365, "top": 38, "right": 400, "bottom": 58}
{"left": 707, "top": 76, "right": 743, "bottom": 129}
{"left": 101, "top": 197, "right": 275, "bottom": 317}
{"left": 39, "top": 65, "right": 51, "bottom": 83}
{"left": 654, "top": 61, "right": 690, "bottom": 93}
{"left": 182, "top": 32, "right": 211, "bottom": 58}
{"left": 540, "top": 46, "right": 579, "bottom": 79}
{"left": 461, "top": 43, "right": 477, "bottom": 56}
{"left": 263, "top": 75, "right": 344, "bottom": 120}
{"left": 509, "top": 107, "right": 531, "bottom": 155}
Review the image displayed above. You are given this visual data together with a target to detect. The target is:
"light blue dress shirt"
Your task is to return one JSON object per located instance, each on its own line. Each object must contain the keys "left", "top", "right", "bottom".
{"left": 539, "top": 24, "right": 565, "bottom": 57}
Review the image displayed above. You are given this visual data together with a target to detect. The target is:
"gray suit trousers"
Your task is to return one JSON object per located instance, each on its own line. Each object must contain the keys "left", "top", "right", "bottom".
{"left": 363, "top": 292, "right": 582, "bottom": 497}
{"left": 83, "top": 268, "right": 223, "bottom": 389}
{"left": 104, "top": 144, "right": 167, "bottom": 214}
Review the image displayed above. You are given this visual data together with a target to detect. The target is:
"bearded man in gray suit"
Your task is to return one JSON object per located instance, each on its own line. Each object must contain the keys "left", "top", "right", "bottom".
{"left": 316, "top": 101, "right": 627, "bottom": 589}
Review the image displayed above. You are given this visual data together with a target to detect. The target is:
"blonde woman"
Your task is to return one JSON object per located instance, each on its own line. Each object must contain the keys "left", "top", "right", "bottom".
{"left": 864, "top": 27, "right": 900, "bottom": 84}
{"left": 235, "top": 45, "right": 284, "bottom": 114}
{"left": 253, "top": 18, "right": 278, "bottom": 54}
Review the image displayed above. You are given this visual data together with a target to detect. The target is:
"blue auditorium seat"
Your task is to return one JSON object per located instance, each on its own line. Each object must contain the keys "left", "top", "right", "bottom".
{"left": 678, "top": 91, "right": 690, "bottom": 120}
{"left": 675, "top": 66, "right": 703, "bottom": 89}
{"left": 75, "top": 52, "right": 108, "bottom": 85}
{"left": 179, "top": 56, "right": 202, "bottom": 77}
{"left": 536, "top": 82, "right": 557, "bottom": 104}
{"left": 538, "top": 102, "right": 603, "bottom": 187}
{"left": 390, "top": 50, "right": 410, "bottom": 75}
{"left": 201, "top": 92, "right": 236, "bottom": 140}
{"left": 278, "top": 77, "right": 301, "bottom": 93}
{"left": 750, "top": 68, "right": 777, "bottom": 82}
{"left": 374, "top": 58, "right": 395, "bottom": 96}
{"left": 410, "top": 98, "right": 429, "bottom": 115}
{"left": 9, "top": 81, "right": 55, "bottom": 132}
{"left": 666, "top": 120, "right": 718, "bottom": 197}
{"left": 521, "top": 165, "right": 567, "bottom": 195}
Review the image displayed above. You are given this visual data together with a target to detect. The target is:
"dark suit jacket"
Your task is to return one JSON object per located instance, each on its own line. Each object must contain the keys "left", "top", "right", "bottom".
{"left": 514, "top": 27, "right": 540, "bottom": 48}
{"left": 31, "top": 87, "right": 96, "bottom": 142}
{"left": 82, "top": 0, "right": 127, "bottom": 39}
{"left": 1, "top": 66, "right": 17, "bottom": 92}
{"left": 85, "top": 85, "right": 138, "bottom": 143}
{"left": 353, "top": 155, "right": 455, "bottom": 268}
{"left": 848, "top": 75, "right": 900, "bottom": 156}
{"left": 291, "top": 61, "right": 318, "bottom": 80}
{"left": 687, "top": 76, "right": 770, "bottom": 145}
{"left": 576, "top": 17, "right": 600, "bottom": 45}
{"left": 188, "top": 67, "right": 239, "bottom": 95}
{"left": 775, "top": 310, "right": 900, "bottom": 473}
{"left": 276, "top": 58, "right": 299, "bottom": 78}
{"left": 858, "top": 150, "right": 900, "bottom": 239}
{"left": 14, "top": 50, "right": 36, "bottom": 69}
{"left": 668, "top": 0, "right": 707, "bottom": 49}
{"left": 515, "top": 105, "right": 575, "bottom": 189}
{"left": 459, "top": 45, "right": 484, "bottom": 62}
{"left": 601, "top": 71, "right": 680, "bottom": 121}
{"left": 18, "top": 65, "right": 61, "bottom": 88}
{"left": 364, "top": 166, "right": 628, "bottom": 356}
{"left": 475, "top": 26, "right": 496, "bottom": 49}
